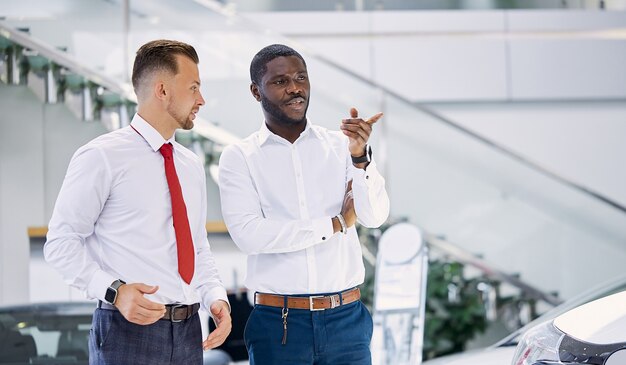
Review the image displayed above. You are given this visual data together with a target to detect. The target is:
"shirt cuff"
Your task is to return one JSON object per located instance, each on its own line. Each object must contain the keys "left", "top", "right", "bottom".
{"left": 202, "top": 286, "right": 230, "bottom": 313}
{"left": 86, "top": 270, "right": 118, "bottom": 302}
{"left": 349, "top": 160, "right": 382, "bottom": 187}
{"left": 312, "top": 216, "right": 335, "bottom": 242}
{"left": 202, "top": 286, "right": 231, "bottom": 313}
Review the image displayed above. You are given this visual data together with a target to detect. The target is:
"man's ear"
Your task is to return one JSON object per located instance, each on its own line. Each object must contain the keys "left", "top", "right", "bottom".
{"left": 250, "top": 83, "right": 262, "bottom": 102}
{"left": 154, "top": 80, "right": 167, "bottom": 100}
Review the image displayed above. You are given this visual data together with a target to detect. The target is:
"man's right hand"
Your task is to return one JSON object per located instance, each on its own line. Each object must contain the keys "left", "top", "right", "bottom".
{"left": 114, "top": 283, "right": 166, "bottom": 325}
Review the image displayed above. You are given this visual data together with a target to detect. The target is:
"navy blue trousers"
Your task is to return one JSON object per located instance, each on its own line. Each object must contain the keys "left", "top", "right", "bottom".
{"left": 88, "top": 308, "right": 202, "bottom": 365}
{"left": 245, "top": 296, "right": 373, "bottom": 365}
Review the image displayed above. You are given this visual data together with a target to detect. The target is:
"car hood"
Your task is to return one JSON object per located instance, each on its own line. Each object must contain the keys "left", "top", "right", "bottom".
{"left": 554, "top": 290, "right": 626, "bottom": 344}
{"left": 422, "top": 346, "right": 515, "bottom": 365}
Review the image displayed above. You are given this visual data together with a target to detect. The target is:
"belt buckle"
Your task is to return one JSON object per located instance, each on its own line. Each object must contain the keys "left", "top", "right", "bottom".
{"left": 330, "top": 295, "right": 340, "bottom": 309}
{"left": 309, "top": 295, "right": 324, "bottom": 311}
{"left": 170, "top": 304, "right": 186, "bottom": 323}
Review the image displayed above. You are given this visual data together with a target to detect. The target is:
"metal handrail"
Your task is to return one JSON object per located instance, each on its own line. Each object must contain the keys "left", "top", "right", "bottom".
{"left": 0, "top": 21, "right": 134, "bottom": 101}
{"left": 0, "top": 20, "right": 240, "bottom": 147}
{"left": 425, "top": 233, "right": 562, "bottom": 306}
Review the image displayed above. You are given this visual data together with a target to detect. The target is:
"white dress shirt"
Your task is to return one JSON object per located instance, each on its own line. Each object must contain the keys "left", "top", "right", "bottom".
{"left": 45, "top": 114, "right": 228, "bottom": 309}
{"left": 218, "top": 121, "right": 390, "bottom": 295}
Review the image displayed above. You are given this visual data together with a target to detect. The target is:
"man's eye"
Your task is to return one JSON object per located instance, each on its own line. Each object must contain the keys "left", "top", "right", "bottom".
{"left": 274, "top": 80, "right": 284, "bottom": 85}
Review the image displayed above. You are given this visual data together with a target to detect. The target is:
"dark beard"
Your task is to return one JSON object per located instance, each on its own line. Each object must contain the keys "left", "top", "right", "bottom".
{"left": 261, "top": 96, "right": 307, "bottom": 126}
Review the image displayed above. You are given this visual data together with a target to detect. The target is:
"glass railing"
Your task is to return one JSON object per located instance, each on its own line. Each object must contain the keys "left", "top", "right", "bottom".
{"left": 2, "top": 0, "right": 625, "bottom": 305}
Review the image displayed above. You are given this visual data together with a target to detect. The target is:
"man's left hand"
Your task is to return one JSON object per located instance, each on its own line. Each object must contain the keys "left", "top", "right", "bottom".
{"left": 202, "top": 300, "right": 232, "bottom": 350}
{"left": 340, "top": 107, "right": 383, "bottom": 158}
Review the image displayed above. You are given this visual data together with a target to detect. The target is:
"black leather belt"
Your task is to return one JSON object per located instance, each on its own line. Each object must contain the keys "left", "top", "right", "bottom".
{"left": 97, "top": 301, "right": 200, "bottom": 322}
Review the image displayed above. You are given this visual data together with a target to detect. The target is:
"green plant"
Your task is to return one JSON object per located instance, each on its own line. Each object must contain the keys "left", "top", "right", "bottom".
{"left": 422, "top": 261, "right": 488, "bottom": 360}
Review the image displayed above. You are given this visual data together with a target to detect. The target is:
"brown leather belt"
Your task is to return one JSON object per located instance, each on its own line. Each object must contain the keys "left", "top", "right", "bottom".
{"left": 255, "top": 287, "right": 361, "bottom": 311}
{"left": 97, "top": 301, "right": 200, "bottom": 322}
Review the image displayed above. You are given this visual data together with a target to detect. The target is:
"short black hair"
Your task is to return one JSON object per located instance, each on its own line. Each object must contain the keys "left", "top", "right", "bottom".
{"left": 250, "top": 44, "right": 306, "bottom": 85}
{"left": 131, "top": 39, "right": 199, "bottom": 93}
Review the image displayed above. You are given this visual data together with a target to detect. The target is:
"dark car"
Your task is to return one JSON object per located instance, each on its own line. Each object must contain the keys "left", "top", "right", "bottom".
{"left": 0, "top": 301, "right": 231, "bottom": 365}
{"left": 0, "top": 301, "right": 93, "bottom": 364}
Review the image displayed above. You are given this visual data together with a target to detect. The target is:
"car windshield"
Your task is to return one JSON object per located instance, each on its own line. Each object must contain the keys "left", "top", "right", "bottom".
{"left": 495, "top": 274, "right": 626, "bottom": 347}
{"left": 0, "top": 302, "right": 94, "bottom": 365}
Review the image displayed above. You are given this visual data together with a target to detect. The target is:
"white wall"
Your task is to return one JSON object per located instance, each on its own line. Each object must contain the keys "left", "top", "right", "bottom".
{"left": 248, "top": 10, "right": 626, "bottom": 102}
{"left": 429, "top": 101, "right": 626, "bottom": 207}
{"left": 0, "top": 86, "right": 44, "bottom": 305}
{"left": 0, "top": 84, "right": 107, "bottom": 304}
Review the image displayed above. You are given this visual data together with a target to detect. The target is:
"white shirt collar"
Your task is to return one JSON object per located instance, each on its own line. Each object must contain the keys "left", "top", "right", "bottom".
{"left": 257, "top": 120, "right": 323, "bottom": 146}
{"left": 130, "top": 114, "right": 174, "bottom": 152}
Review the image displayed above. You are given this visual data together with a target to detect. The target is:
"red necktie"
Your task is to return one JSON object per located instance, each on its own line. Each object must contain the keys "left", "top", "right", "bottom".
{"left": 159, "top": 143, "right": 194, "bottom": 284}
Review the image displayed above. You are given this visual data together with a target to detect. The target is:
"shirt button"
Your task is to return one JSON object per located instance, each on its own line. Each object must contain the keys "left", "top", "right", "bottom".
{"left": 366, "top": 175, "right": 369, "bottom": 179}
{"left": 322, "top": 236, "right": 326, "bottom": 240}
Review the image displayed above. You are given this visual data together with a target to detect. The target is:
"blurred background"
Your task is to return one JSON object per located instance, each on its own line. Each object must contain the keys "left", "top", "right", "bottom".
{"left": 1, "top": 0, "right": 625, "bottom": 364}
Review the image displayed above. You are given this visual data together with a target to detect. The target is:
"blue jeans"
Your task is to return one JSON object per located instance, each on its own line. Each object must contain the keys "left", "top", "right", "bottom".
{"left": 244, "top": 295, "right": 374, "bottom": 365}
{"left": 88, "top": 308, "right": 202, "bottom": 365}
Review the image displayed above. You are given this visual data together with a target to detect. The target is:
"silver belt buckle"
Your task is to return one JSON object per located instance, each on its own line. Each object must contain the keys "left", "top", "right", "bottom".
{"left": 309, "top": 295, "right": 324, "bottom": 311}
{"left": 170, "top": 304, "right": 186, "bottom": 322}
{"left": 330, "top": 295, "right": 340, "bottom": 309}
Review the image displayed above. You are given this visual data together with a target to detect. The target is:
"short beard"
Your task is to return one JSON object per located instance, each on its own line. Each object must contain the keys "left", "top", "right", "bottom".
{"left": 261, "top": 96, "right": 307, "bottom": 126}
{"left": 167, "top": 100, "right": 194, "bottom": 130}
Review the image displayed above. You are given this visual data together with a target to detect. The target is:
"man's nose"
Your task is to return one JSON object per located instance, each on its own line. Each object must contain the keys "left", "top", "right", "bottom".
{"left": 286, "top": 79, "right": 302, "bottom": 95}
{"left": 197, "top": 91, "right": 206, "bottom": 106}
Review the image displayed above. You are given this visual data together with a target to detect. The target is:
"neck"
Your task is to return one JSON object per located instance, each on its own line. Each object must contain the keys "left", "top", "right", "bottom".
{"left": 137, "top": 102, "right": 176, "bottom": 140}
{"left": 265, "top": 119, "right": 306, "bottom": 144}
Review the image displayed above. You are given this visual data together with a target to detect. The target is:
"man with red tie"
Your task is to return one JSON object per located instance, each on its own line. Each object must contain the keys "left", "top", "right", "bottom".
{"left": 45, "top": 39, "right": 231, "bottom": 364}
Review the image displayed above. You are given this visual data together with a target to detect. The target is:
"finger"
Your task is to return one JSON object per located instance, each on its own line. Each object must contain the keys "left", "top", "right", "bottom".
{"left": 132, "top": 302, "right": 166, "bottom": 319}
{"left": 203, "top": 325, "right": 230, "bottom": 350}
{"left": 349, "top": 123, "right": 371, "bottom": 142}
{"left": 136, "top": 284, "right": 159, "bottom": 295}
{"left": 136, "top": 308, "right": 165, "bottom": 320}
{"left": 341, "top": 118, "right": 363, "bottom": 126}
{"left": 350, "top": 107, "right": 358, "bottom": 118}
{"left": 341, "top": 130, "right": 367, "bottom": 146}
{"left": 203, "top": 335, "right": 223, "bottom": 350}
{"left": 136, "top": 296, "right": 166, "bottom": 311}
{"left": 127, "top": 310, "right": 163, "bottom": 325}
{"left": 366, "top": 112, "right": 384, "bottom": 125}
{"left": 130, "top": 314, "right": 161, "bottom": 325}
{"left": 136, "top": 306, "right": 166, "bottom": 320}
{"left": 340, "top": 128, "right": 364, "bottom": 140}
{"left": 341, "top": 122, "right": 372, "bottom": 141}
{"left": 346, "top": 179, "right": 353, "bottom": 192}
{"left": 341, "top": 120, "right": 372, "bottom": 135}
{"left": 344, "top": 190, "right": 354, "bottom": 203}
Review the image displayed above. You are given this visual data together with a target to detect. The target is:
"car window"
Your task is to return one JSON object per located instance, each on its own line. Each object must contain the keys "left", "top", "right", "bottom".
{"left": 0, "top": 303, "right": 93, "bottom": 365}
